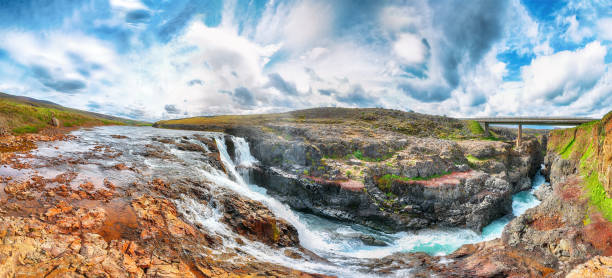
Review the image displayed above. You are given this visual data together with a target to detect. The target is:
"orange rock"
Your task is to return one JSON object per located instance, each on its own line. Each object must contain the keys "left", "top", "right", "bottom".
{"left": 44, "top": 201, "right": 73, "bottom": 218}
{"left": 78, "top": 207, "right": 107, "bottom": 230}
{"left": 131, "top": 195, "right": 197, "bottom": 239}
{"left": 79, "top": 181, "right": 95, "bottom": 191}
{"left": 114, "top": 163, "right": 129, "bottom": 171}
{"left": 104, "top": 179, "right": 116, "bottom": 190}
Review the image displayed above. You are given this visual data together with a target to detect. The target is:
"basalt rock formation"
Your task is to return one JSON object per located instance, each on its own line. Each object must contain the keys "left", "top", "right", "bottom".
{"left": 159, "top": 109, "right": 545, "bottom": 232}
{"left": 364, "top": 112, "right": 612, "bottom": 277}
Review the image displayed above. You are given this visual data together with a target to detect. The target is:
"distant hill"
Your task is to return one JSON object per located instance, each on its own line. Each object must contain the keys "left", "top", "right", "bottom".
{"left": 0, "top": 92, "right": 149, "bottom": 134}
{"left": 155, "top": 107, "right": 478, "bottom": 139}
{"left": 155, "top": 107, "right": 550, "bottom": 141}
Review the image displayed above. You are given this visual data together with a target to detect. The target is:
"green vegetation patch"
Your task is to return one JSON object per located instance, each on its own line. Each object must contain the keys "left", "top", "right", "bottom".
{"left": 0, "top": 98, "right": 127, "bottom": 134}
{"left": 466, "top": 154, "right": 485, "bottom": 164}
{"left": 12, "top": 125, "right": 43, "bottom": 134}
{"left": 376, "top": 172, "right": 451, "bottom": 191}
{"left": 352, "top": 150, "right": 394, "bottom": 162}
{"left": 467, "top": 120, "right": 484, "bottom": 135}
{"left": 559, "top": 137, "right": 576, "bottom": 159}
{"left": 584, "top": 171, "right": 612, "bottom": 222}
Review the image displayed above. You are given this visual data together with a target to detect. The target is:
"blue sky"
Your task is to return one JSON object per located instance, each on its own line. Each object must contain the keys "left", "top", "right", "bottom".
{"left": 0, "top": 0, "right": 610, "bottom": 121}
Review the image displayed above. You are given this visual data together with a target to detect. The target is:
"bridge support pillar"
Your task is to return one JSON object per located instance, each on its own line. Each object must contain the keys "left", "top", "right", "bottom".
{"left": 483, "top": 122, "right": 490, "bottom": 137}
{"left": 516, "top": 124, "right": 522, "bottom": 149}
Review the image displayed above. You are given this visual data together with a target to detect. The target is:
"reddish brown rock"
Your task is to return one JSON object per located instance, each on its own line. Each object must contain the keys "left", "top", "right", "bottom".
{"left": 218, "top": 194, "right": 299, "bottom": 247}
{"left": 131, "top": 195, "right": 197, "bottom": 239}
{"left": 566, "top": 256, "right": 612, "bottom": 278}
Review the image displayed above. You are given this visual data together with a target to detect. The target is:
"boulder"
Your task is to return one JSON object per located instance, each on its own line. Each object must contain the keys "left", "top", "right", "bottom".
{"left": 218, "top": 193, "right": 299, "bottom": 247}
{"left": 51, "top": 117, "right": 60, "bottom": 127}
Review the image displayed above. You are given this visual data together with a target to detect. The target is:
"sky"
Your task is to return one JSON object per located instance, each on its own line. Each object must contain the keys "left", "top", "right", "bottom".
{"left": 0, "top": 0, "right": 610, "bottom": 121}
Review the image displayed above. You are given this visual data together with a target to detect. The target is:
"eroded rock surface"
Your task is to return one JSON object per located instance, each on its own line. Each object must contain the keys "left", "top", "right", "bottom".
{"left": 0, "top": 129, "right": 329, "bottom": 277}
{"left": 243, "top": 127, "right": 545, "bottom": 232}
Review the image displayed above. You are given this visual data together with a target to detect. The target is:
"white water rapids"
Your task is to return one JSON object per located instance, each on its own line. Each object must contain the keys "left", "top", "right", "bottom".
{"left": 19, "top": 126, "right": 546, "bottom": 277}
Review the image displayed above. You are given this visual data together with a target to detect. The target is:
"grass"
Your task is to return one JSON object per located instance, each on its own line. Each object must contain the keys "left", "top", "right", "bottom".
{"left": 584, "top": 171, "right": 612, "bottom": 222}
{"left": 376, "top": 172, "right": 451, "bottom": 191}
{"left": 0, "top": 94, "right": 141, "bottom": 134}
{"left": 352, "top": 150, "right": 394, "bottom": 162}
{"left": 466, "top": 154, "right": 485, "bottom": 164}
{"left": 559, "top": 137, "right": 576, "bottom": 159}
{"left": 467, "top": 120, "right": 484, "bottom": 135}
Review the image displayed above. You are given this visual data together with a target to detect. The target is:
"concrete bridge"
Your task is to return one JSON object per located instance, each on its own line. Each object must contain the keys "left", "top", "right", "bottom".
{"left": 461, "top": 117, "right": 597, "bottom": 148}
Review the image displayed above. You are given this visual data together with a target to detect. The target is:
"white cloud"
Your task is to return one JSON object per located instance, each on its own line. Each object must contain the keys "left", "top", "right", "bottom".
{"left": 597, "top": 17, "right": 612, "bottom": 41}
{"left": 521, "top": 41, "right": 606, "bottom": 105}
{"left": 0, "top": 0, "right": 609, "bottom": 121}
{"left": 379, "top": 4, "right": 426, "bottom": 32}
{"left": 109, "top": 0, "right": 146, "bottom": 10}
{"left": 393, "top": 33, "right": 427, "bottom": 64}
{"left": 253, "top": 0, "right": 333, "bottom": 50}
{"left": 563, "top": 15, "right": 593, "bottom": 43}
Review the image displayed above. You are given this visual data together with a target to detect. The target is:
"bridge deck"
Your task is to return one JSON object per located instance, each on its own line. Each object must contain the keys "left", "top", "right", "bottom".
{"left": 460, "top": 117, "right": 598, "bottom": 148}
{"left": 462, "top": 117, "right": 597, "bottom": 126}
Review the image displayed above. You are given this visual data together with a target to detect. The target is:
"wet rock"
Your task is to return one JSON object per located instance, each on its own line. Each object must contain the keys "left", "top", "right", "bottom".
{"left": 359, "top": 235, "right": 388, "bottom": 246}
{"left": 224, "top": 134, "right": 236, "bottom": 161}
{"left": 218, "top": 193, "right": 299, "bottom": 247}
{"left": 176, "top": 141, "right": 207, "bottom": 153}
{"left": 45, "top": 204, "right": 106, "bottom": 234}
{"left": 533, "top": 183, "right": 552, "bottom": 201}
{"left": 131, "top": 195, "right": 197, "bottom": 239}
{"left": 142, "top": 144, "right": 177, "bottom": 160}
{"left": 442, "top": 239, "right": 555, "bottom": 277}
{"left": 114, "top": 163, "right": 130, "bottom": 171}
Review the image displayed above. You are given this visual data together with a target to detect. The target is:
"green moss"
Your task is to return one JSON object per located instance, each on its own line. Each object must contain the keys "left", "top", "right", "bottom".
{"left": 583, "top": 213, "right": 592, "bottom": 226}
{"left": 584, "top": 171, "right": 612, "bottom": 222}
{"left": 376, "top": 172, "right": 452, "bottom": 191}
{"left": 353, "top": 150, "right": 364, "bottom": 160}
{"left": 467, "top": 120, "right": 484, "bottom": 135}
{"left": 352, "top": 149, "right": 394, "bottom": 162}
{"left": 559, "top": 137, "right": 576, "bottom": 159}
{"left": 466, "top": 154, "right": 485, "bottom": 164}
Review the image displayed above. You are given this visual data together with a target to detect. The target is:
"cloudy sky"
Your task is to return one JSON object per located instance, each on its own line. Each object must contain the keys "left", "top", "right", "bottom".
{"left": 0, "top": 0, "right": 610, "bottom": 121}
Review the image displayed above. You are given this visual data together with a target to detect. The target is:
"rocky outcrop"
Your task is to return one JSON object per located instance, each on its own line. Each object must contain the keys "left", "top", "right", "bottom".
{"left": 131, "top": 195, "right": 198, "bottom": 240}
{"left": 154, "top": 108, "right": 546, "bottom": 233}
{"left": 566, "top": 256, "right": 612, "bottom": 277}
{"left": 246, "top": 129, "right": 544, "bottom": 232}
{"left": 387, "top": 111, "right": 612, "bottom": 277}
{"left": 218, "top": 193, "right": 299, "bottom": 247}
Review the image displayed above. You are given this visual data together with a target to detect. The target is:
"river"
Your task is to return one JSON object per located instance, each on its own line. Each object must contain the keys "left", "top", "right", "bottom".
{"left": 20, "top": 126, "right": 546, "bottom": 277}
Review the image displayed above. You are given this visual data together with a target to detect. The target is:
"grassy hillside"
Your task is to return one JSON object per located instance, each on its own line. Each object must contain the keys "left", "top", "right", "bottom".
{"left": 548, "top": 111, "right": 612, "bottom": 222}
{"left": 156, "top": 107, "right": 504, "bottom": 139}
{"left": 0, "top": 92, "right": 148, "bottom": 134}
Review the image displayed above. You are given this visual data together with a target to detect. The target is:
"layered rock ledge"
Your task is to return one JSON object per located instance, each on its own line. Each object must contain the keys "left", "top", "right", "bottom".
{"left": 157, "top": 108, "right": 545, "bottom": 232}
